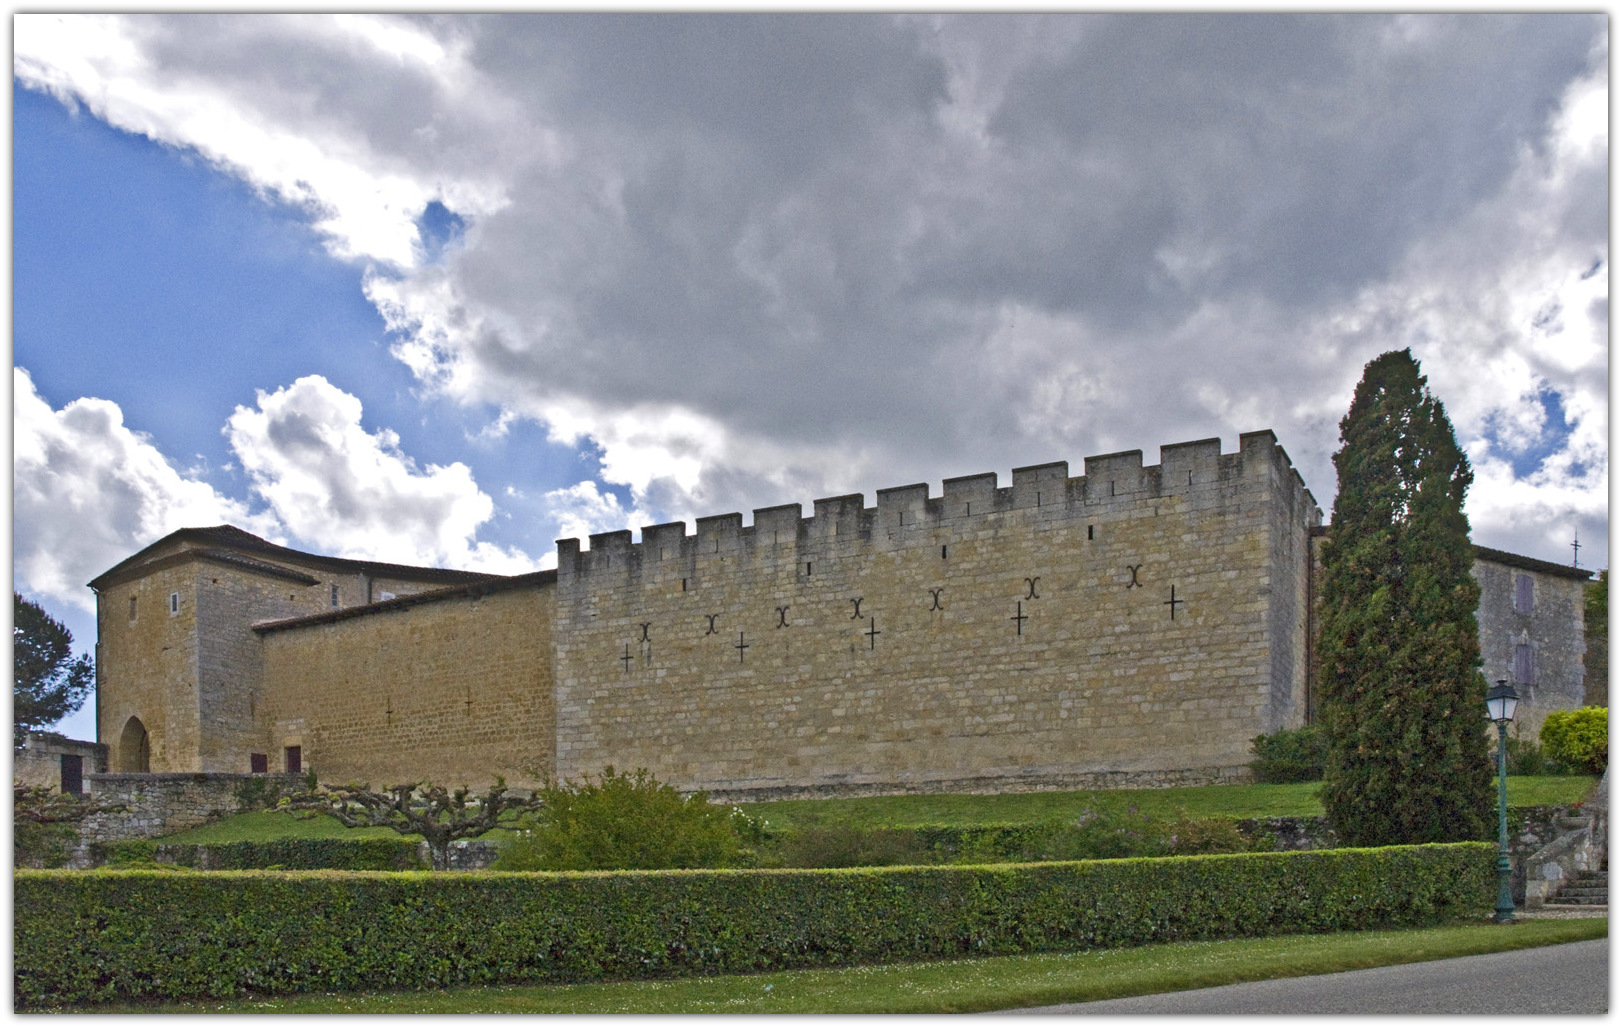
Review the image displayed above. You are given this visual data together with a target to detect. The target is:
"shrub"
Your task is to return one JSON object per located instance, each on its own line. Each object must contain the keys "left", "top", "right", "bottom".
{"left": 771, "top": 825, "right": 933, "bottom": 868}
{"left": 1164, "top": 814, "right": 1255, "bottom": 855}
{"left": 1501, "top": 735, "right": 1559, "bottom": 777}
{"left": 1540, "top": 707, "right": 1608, "bottom": 776}
{"left": 494, "top": 766, "right": 743, "bottom": 871}
{"left": 14, "top": 816, "right": 80, "bottom": 869}
{"left": 1249, "top": 725, "right": 1327, "bottom": 783}
{"left": 14, "top": 843, "right": 1496, "bottom": 1007}
{"left": 13, "top": 783, "right": 116, "bottom": 868}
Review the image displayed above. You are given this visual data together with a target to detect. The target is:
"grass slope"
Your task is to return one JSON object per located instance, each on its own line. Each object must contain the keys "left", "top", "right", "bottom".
{"left": 155, "top": 776, "right": 1596, "bottom": 846}
{"left": 61, "top": 917, "right": 1605, "bottom": 1014}
{"left": 732, "top": 776, "right": 1595, "bottom": 831}
{"left": 157, "top": 809, "right": 412, "bottom": 845}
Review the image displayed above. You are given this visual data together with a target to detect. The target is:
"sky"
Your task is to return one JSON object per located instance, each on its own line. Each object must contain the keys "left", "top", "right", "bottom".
{"left": 12, "top": 14, "right": 1610, "bottom": 742}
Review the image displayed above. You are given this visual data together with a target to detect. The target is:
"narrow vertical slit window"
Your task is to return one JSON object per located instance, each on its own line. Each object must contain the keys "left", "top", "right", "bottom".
{"left": 1513, "top": 574, "right": 1534, "bottom": 614}
{"left": 1513, "top": 643, "right": 1536, "bottom": 686}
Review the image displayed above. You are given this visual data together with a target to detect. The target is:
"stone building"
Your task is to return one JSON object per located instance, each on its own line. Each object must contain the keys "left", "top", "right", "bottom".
{"left": 86, "top": 431, "right": 1591, "bottom": 798}
{"left": 1468, "top": 546, "right": 1593, "bottom": 737}
{"left": 13, "top": 734, "right": 107, "bottom": 794}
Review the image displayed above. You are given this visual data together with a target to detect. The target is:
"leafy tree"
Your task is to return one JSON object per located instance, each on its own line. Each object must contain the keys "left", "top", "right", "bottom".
{"left": 13, "top": 594, "right": 94, "bottom": 746}
{"left": 288, "top": 778, "right": 539, "bottom": 870}
{"left": 1315, "top": 350, "right": 1494, "bottom": 846}
{"left": 1583, "top": 569, "right": 1607, "bottom": 707}
{"left": 495, "top": 766, "right": 745, "bottom": 871}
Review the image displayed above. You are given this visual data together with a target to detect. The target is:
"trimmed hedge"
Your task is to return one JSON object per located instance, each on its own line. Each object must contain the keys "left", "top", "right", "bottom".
{"left": 16, "top": 843, "right": 1493, "bottom": 1007}
{"left": 153, "top": 838, "right": 427, "bottom": 871}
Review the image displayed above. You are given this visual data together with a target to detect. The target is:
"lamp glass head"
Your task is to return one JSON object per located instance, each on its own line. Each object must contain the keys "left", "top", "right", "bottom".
{"left": 1486, "top": 680, "right": 1519, "bottom": 724}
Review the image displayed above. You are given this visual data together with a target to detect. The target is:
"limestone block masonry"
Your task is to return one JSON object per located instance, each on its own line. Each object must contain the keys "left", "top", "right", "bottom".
{"left": 256, "top": 576, "right": 556, "bottom": 788}
{"left": 84, "top": 432, "right": 1593, "bottom": 802}
{"left": 554, "top": 432, "right": 1320, "bottom": 799}
{"left": 1470, "top": 547, "right": 1591, "bottom": 738}
{"left": 79, "top": 772, "right": 306, "bottom": 842}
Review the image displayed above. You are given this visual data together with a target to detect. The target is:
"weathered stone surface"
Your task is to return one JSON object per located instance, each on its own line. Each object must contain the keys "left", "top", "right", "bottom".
{"left": 81, "top": 434, "right": 1592, "bottom": 802}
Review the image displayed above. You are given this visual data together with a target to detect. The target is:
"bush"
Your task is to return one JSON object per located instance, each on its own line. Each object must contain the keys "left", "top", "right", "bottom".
{"left": 494, "top": 767, "right": 744, "bottom": 871}
{"left": 1249, "top": 725, "right": 1327, "bottom": 783}
{"left": 13, "top": 783, "right": 109, "bottom": 868}
{"left": 771, "top": 825, "right": 933, "bottom": 868}
{"left": 14, "top": 843, "right": 1496, "bottom": 1007}
{"left": 14, "top": 818, "right": 80, "bottom": 869}
{"left": 1501, "top": 736, "right": 1559, "bottom": 777}
{"left": 1540, "top": 707, "right": 1608, "bottom": 776}
{"left": 1163, "top": 814, "right": 1255, "bottom": 855}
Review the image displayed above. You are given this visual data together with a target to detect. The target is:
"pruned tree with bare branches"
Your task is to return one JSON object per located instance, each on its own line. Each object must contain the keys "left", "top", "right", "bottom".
{"left": 287, "top": 778, "right": 541, "bottom": 869}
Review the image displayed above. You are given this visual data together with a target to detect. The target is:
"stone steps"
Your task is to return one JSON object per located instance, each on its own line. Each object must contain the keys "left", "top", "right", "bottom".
{"left": 1547, "top": 866, "right": 1608, "bottom": 906}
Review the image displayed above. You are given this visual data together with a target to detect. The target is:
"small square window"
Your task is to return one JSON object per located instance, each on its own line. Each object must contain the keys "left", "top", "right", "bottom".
{"left": 250, "top": 753, "right": 268, "bottom": 774}
{"left": 169, "top": 592, "right": 180, "bottom": 616}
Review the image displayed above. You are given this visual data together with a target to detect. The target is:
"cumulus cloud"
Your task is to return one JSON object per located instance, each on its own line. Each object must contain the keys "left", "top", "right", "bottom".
{"left": 15, "top": 369, "right": 539, "bottom": 615}
{"left": 13, "top": 367, "right": 277, "bottom": 612}
{"left": 14, "top": 13, "right": 522, "bottom": 266}
{"left": 16, "top": 14, "right": 1609, "bottom": 566}
{"left": 224, "top": 375, "right": 538, "bottom": 573}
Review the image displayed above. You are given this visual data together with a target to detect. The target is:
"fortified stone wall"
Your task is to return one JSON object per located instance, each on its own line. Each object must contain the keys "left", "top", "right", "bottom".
{"left": 96, "top": 531, "right": 497, "bottom": 775}
{"left": 554, "top": 433, "right": 1320, "bottom": 799}
{"left": 194, "top": 563, "right": 338, "bottom": 773}
{"left": 256, "top": 574, "right": 557, "bottom": 788}
{"left": 96, "top": 563, "right": 205, "bottom": 773}
{"left": 1259, "top": 435, "right": 1319, "bottom": 732}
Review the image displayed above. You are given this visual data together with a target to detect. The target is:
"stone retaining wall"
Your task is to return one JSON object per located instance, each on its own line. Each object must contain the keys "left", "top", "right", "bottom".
{"left": 81, "top": 772, "right": 305, "bottom": 842}
{"left": 706, "top": 765, "right": 1254, "bottom": 803}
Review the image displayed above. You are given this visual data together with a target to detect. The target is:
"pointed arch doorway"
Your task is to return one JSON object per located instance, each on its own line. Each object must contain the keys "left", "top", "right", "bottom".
{"left": 118, "top": 716, "right": 151, "bottom": 772}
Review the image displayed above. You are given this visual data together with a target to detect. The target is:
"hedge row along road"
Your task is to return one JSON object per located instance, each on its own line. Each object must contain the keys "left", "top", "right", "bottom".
{"left": 15, "top": 842, "right": 1495, "bottom": 1007}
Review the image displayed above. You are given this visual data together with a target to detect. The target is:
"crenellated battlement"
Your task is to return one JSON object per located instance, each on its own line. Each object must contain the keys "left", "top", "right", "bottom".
{"left": 555, "top": 430, "right": 1319, "bottom": 581}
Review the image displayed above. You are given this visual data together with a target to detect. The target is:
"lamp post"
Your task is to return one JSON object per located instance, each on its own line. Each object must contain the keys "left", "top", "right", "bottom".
{"left": 1486, "top": 679, "right": 1520, "bottom": 924}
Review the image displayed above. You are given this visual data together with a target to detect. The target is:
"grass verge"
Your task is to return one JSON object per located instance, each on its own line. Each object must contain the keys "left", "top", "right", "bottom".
{"left": 732, "top": 776, "right": 1595, "bottom": 831}
{"left": 56, "top": 917, "right": 1604, "bottom": 1014}
{"left": 156, "top": 809, "right": 412, "bottom": 845}
{"left": 154, "top": 776, "right": 1595, "bottom": 847}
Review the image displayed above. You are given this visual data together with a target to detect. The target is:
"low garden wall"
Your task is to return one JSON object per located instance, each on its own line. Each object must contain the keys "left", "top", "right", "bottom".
{"left": 80, "top": 773, "right": 306, "bottom": 843}
{"left": 16, "top": 842, "right": 1495, "bottom": 1007}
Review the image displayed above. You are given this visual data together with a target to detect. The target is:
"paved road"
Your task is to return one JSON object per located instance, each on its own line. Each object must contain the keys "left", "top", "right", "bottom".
{"left": 999, "top": 939, "right": 1608, "bottom": 1015}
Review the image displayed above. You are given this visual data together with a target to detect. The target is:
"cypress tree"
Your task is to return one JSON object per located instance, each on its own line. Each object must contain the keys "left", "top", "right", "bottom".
{"left": 1317, "top": 349, "right": 1494, "bottom": 846}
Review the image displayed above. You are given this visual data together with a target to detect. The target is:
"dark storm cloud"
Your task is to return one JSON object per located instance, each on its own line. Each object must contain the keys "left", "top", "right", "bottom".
{"left": 16, "top": 11, "right": 1608, "bottom": 572}
{"left": 400, "top": 14, "right": 1600, "bottom": 490}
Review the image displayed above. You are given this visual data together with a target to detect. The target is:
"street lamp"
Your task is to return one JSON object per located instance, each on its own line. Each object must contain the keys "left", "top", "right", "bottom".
{"left": 1487, "top": 679, "right": 1519, "bottom": 924}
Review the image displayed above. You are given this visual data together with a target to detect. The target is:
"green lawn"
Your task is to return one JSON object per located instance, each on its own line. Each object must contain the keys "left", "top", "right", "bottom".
{"left": 56, "top": 917, "right": 1605, "bottom": 1015}
{"left": 733, "top": 776, "right": 1596, "bottom": 831}
{"left": 156, "top": 776, "right": 1596, "bottom": 846}
{"left": 157, "top": 809, "right": 413, "bottom": 845}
